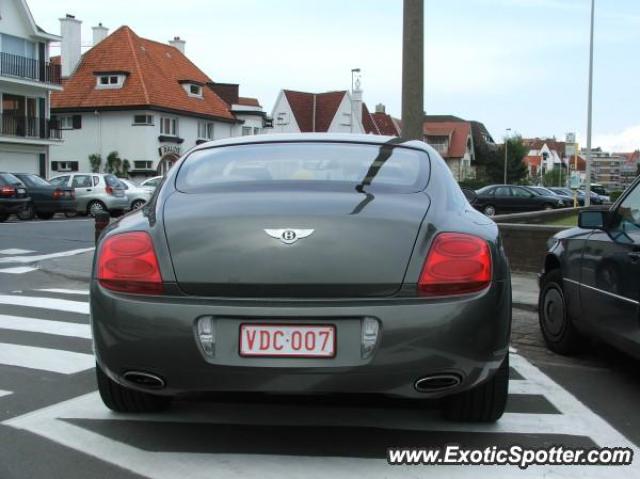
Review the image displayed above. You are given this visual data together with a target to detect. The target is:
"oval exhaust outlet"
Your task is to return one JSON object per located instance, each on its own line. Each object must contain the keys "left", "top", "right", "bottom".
{"left": 414, "top": 374, "right": 461, "bottom": 392}
{"left": 123, "top": 371, "right": 165, "bottom": 390}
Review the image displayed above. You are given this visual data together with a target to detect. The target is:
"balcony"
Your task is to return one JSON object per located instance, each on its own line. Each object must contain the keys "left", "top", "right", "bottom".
{"left": 0, "top": 52, "right": 61, "bottom": 85}
{"left": 1, "top": 114, "right": 61, "bottom": 140}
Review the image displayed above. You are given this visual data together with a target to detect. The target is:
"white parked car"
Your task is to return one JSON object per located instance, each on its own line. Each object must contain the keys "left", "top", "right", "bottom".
{"left": 139, "top": 176, "right": 163, "bottom": 190}
{"left": 119, "top": 179, "right": 154, "bottom": 210}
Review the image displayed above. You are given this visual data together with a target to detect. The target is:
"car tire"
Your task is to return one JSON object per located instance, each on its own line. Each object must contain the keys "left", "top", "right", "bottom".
{"left": 483, "top": 205, "right": 496, "bottom": 216}
{"left": 87, "top": 200, "right": 106, "bottom": 217}
{"left": 36, "top": 211, "right": 55, "bottom": 220}
{"left": 0, "top": 213, "right": 8, "bottom": 223}
{"left": 538, "top": 269, "right": 583, "bottom": 355}
{"left": 444, "top": 355, "right": 508, "bottom": 423}
{"left": 96, "top": 364, "right": 171, "bottom": 413}
{"left": 131, "top": 199, "right": 146, "bottom": 210}
{"left": 17, "top": 203, "right": 35, "bottom": 221}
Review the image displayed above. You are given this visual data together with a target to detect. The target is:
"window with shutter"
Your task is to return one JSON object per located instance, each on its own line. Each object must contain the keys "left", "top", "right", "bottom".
{"left": 72, "top": 115, "right": 82, "bottom": 129}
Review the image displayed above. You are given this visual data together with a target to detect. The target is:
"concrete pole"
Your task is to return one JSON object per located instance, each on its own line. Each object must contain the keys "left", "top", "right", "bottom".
{"left": 401, "top": 0, "right": 424, "bottom": 140}
{"left": 584, "top": 0, "right": 595, "bottom": 207}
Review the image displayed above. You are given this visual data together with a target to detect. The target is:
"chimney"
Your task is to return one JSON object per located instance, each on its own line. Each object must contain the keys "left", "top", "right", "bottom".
{"left": 169, "top": 36, "right": 186, "bottom": 55}
{"left": 60, "top": 14, "right": 82, "bottom": 78}
{"left": 92, "top": 23, "right": 108, "bottom": 46}
{"left": 375, "top": 103, "right": 386, "bottom": 114}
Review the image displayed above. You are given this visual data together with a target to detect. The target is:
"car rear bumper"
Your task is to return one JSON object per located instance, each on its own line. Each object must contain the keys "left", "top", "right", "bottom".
{"left": 0, "top": 198, "right": 28, "bottom": 214}
{"left": 91, "top": 280, "right": 511, "bottom": 400}
{"left": 103, "top": 196, "right": 129, "bottom": 211}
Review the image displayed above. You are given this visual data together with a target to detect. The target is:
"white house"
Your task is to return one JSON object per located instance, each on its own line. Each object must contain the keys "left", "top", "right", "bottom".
{"left": 0, "top": 0, "right": 62, "bottom": 176}
{"left": 50, "top": 20, "right": 265, "bottom": 178}
{"left": 269, "top": 86, "right": 399, "bottom": 136}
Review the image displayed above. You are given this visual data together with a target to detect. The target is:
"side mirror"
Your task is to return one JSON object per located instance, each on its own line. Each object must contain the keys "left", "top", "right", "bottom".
{"left": 461, "top": 188, "right": 477, "bottom": 203}
{"left": 578, "top": 210, "right": 607, "bottom": 229}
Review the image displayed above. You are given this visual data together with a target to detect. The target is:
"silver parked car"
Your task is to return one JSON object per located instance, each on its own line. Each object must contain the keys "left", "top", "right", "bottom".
{"left": 119, "top": 179, "right": 153, "bottom": 210}
{"left": 49, "top": 173, "right": 129, "bottom": 216}
{"left": 92, "top": 134, "right": 511, "bottom": 422}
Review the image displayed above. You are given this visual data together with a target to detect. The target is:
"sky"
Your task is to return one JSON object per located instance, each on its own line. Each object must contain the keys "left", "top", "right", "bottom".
{"left": 27, "top": 0, "right": 640, "bottom": 152}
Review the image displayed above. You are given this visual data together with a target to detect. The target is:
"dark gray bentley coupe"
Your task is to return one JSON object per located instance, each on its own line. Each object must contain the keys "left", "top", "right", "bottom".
{"left": 91, "top": 134, "right": 512, "bottom": 422}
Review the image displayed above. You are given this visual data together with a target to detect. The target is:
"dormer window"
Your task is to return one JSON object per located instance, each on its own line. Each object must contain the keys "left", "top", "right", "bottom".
{"left": 179, "top": 80, "right": 204, "bottom": 98}
{"left": 94, "top": 71, "right": 128, "bottom": 89}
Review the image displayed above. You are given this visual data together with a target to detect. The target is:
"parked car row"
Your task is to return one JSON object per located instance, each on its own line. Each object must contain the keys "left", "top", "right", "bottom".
{"left": 0, "top": 172, "right": 162, "bottom": 222}
{"left": 470, "top": 184, "right": 573, "bottom": 216}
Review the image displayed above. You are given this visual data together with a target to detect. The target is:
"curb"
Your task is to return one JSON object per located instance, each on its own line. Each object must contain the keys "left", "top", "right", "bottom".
{"left": 512, "top": 302, "right": 538, "bottom": 313}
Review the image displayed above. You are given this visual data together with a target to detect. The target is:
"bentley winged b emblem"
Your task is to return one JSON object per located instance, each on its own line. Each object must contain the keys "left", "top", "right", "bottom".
{"left": 264, "top": 228, "right": 314, "bottom": 245}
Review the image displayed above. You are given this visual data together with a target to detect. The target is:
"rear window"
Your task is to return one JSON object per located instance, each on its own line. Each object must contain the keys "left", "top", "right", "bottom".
{"left": 176, "top": 142, "right": 429, "bottom": 193}
{"left": 104, "top": 175, "right": 123, "bottom": 188}
{"left": 18, "top": 175, "right": 50, "bottom": 187}
{"left": 0, "top": 173, "right": 23, "bottom": 186}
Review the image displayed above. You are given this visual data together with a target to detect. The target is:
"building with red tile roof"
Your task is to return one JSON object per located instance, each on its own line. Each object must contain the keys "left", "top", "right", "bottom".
{"left": 423, "top": 116, "right": 474, "bottom": 181}
{"left": 269, "top": 88, "right": 397, "bottom": 137}
{"left": 50, "top": 22, "right": 264, "bottom": 177}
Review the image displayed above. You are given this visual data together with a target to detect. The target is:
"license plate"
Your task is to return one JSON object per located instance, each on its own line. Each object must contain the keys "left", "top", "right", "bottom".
{"left": 239, "top": 324, "right": 336, "bottom": 358}
{"left": 17, "top": 188, "right": 25, "bottom": 194}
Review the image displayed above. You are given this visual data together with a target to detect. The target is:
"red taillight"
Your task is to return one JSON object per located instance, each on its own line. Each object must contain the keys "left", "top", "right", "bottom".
{"left": 97, "top": 232, "right": 163, "bottom": 294}
{"left": 52, "top": 188, "right": 63, "bottom": 200}
{"left": 105, "top": 185, "right": 114, "bottom": 195}
{"left": 418, "top": 233, "right": 492, "bottom": 296}
{"left": 0, "top": 186, "right": 16, "bottom": 197}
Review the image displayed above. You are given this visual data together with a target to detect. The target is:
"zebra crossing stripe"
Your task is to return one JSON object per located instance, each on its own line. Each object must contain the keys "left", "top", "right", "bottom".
{"left": 0, "top": 266, "right": 39, "bottom": 274}
{"left": 0, "top": 389, "right": 11, "bottom": 398}
{"left": 0, "top": 249, "right": 36, "bottom": 255}
{"left": 0, "top": 314, "right": 91, "bottom": 339}
{"left": 0, "top": 295, "right": 89, "bottom": 315}
{"left": 0, "top": 343, "right": 94, "bottom": 374}
{"left": 35, "top": 289, "right": 89, "bottom": 296}
{"left": 0, "top": 247, "right": 94, "bottom": 265}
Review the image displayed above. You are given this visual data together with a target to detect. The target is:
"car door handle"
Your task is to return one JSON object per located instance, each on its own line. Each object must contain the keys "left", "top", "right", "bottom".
{"left": 86, "top": 189, "right": 92, "bottom": 192}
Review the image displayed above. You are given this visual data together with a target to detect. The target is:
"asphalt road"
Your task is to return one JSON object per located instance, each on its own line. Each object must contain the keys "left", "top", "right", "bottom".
{"left": 0, "top": 219, "right": 638, "bottom": 478}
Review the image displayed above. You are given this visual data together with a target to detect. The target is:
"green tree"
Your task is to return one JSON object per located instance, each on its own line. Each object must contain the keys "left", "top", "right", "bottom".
{"left": 104, "top": 151, "right": 122, "bottom": 175}
{"left": 542, "top": 167, "right": 568, "bottom": 187}
{"left": 121, "top": 159, "right": 131, "bottom": 178}
{"left": 88, "top": 153, "right": 102, "bottom": 173}
{"left": 482, "top": 135, "right": 528, "bottom": 184}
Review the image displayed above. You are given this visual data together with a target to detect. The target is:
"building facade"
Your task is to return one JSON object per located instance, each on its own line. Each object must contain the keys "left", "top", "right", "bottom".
{"left": 581, "top": 148, "right": 624, "bottom": 192}
{"left": 51, "top": 20, "right": 264, "bottom": 178}
{"left": 423, "top": 115, "right": 476, "bottom": 181}
{"left": 269, "top": 88, "right": 399, "bottom": 136}
{"left": 0, "top": 0, "right": 62, "bottom": 176}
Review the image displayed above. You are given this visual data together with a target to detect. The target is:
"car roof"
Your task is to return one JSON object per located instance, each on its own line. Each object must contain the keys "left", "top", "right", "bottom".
{"left": 188, "top": 133, "right": 428, "bottom": 153}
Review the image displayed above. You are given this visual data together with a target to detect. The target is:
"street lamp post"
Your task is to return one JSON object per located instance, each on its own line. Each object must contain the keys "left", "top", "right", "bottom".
{"left": 503, "top": 128, "right": 511, "bottom": 184}
{"left": 585, "top": 0, "right": 595, "bottom": 207}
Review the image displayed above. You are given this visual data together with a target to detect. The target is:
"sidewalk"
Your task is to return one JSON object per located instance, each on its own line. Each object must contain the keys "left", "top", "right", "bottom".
{"left": 39, "top": 251, "right": 540, "bottom": 311}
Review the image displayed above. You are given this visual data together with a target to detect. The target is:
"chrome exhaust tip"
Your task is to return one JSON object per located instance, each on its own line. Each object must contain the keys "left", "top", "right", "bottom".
{"left": 123, "top": 371, "right": 165, "bottom": 390}
{"left": 414, "top": 374, "right": 461, "bottom": 393}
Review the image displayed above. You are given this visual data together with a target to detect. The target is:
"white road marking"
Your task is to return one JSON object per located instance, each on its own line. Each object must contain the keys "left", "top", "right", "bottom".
{"left": 0, "top": 295, "right": 89, "bottom": 314}
{"left": 0, "top": 314, "right": 91, "bottom": 339}
{"left": 4, "top": 353, "right": 639, "bottom": 479}
{"left": 0, "top": 266, "right": 39, "bottom": 274}
{"left": 0, "top": 249, "right": 36, "bottom": 255}
{"left": 0, "top": 343, "right": 94, "bottom": 374}
{"left": 0, "top": 389, "right": 11, "bottom": 398}
{"left": 35, "top": 288, "right": 89, "bottom": 296}
{"left": 0, "top": 247, "right": 94, "bottom": 265}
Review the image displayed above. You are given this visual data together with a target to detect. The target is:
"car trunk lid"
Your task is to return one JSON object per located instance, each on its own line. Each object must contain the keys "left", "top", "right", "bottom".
{"left": 163, "top": 190, "right": 430, "bottom": 297}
